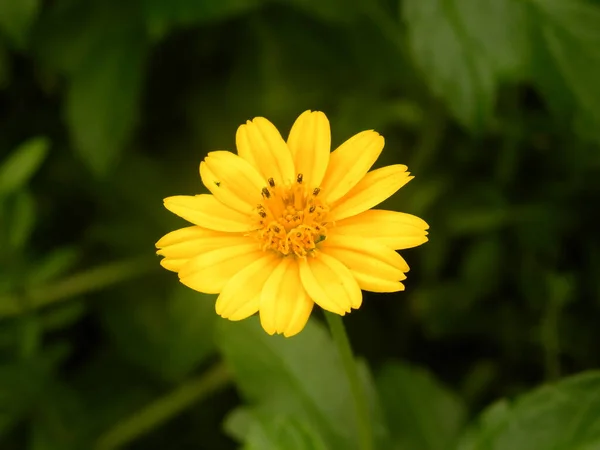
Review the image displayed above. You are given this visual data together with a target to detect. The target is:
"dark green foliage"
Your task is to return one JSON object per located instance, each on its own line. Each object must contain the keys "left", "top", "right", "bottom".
{"left": 1, "top": 0, "right": 600, "bottom": 448}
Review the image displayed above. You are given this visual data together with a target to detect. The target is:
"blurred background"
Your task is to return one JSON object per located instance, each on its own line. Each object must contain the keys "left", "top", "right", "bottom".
{"left": 1, "top": 0, "right": 600, "bottom": 449}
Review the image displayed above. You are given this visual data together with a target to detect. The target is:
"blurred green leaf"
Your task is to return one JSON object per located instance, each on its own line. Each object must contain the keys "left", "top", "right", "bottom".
{"left": 528, "top": 0, "right": 600, "bottom": 128}
{"left": 65, "top": 28, "right": 147, "bottom": 175}
{"left": 26, "top": 247, "right": 81, "bottom": 286}
{"left": 280, "top": 0, "right": 357, "bottom": 24}
{"left": 376, "top": 361, "right": 467, "bottom": 450}
{"left": 6, "top": 190, "right": 36, "bottom": 250}
{"left": 458, "top": 371, "right": 600, "bottom": 450}
{"left": 101, "top": 285, "right": 217, "bottom": 381}
{"left": 403, "top": 0, "right": 495, "bottom": 129}
{"left": 460, "top": 237, "right": 502, "bottom": 299}
{"left": 143, "top": 0, "right": 264, "bottom": 38}
{"left": 0, "top": 352, "right": 62, "bottom": 436}
{"left": 225, "top": 407, "right": 328, "bottom": 450}
{"left": 0, "top": 137, "right": 49, "bottom": 198}
{"left": 0, "top": 0, "right": 40, "bottom": 48}
{"left": 217, "top": 316, "right": 370, "bottom": 449}
{"left": 0, "top": 38, "right": 9, "bottom": 89}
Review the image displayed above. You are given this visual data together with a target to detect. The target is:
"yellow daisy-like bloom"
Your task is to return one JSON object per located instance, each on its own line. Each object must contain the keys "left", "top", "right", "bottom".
{"left": 156, "top": 111, "right": 429, "bottom": 337}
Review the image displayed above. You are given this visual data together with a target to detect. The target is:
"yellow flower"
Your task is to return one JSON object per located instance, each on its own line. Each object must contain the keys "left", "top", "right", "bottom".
{"left": 156, "top": 111, "right": 429, "bottom": 337}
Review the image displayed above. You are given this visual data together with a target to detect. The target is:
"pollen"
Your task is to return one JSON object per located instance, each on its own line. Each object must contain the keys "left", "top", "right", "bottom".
{"left": 252, "top": 174, "right": 329, "bottom": 257}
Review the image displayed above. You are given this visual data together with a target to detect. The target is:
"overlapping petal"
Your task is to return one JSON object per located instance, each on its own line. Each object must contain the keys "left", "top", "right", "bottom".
{"left": 334, "top": 209, "right": 429, "bottom": 249}
{"left": 260, "top": 258, "right": 314, "bottom": 337}
{"left": 164, "top": 195, "right": 254, "bottom": 232}
{"left": 156, "top": 225, "right": 248, "bottom": 273}
{"left": 321, "top": 234, "right": 408, "bottom": 293}
{"left": 178, "top": 242, "right": 263, "bottom": 294}
{"left": 299, "top": 252, "right": 362, "bottom": 314}
{"left": 330, "top": 165, "right": 413, "bottom": 221}
{"left": 287, "top": 110, "right": 330, "bottom": 188}
{"left": 320, "top": 130, "right": 384, "bottom": 204}
{"left": 236, "top": 117, "right": 295, "bottom": 185}
{"left": 199, "top": 151, "right": 265, "bottom": 214}
{"left": 216, "top": 253, "right": 279, "bottom": 321}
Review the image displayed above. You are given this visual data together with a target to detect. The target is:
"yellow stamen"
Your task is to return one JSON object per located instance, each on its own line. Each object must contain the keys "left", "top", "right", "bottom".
{"left": 251, "top": 174, "right": 330, "bottom": 257}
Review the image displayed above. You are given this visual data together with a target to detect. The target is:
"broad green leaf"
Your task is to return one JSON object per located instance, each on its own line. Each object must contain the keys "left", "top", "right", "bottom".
{"left": 527, "top": 0, "right": 600, "bottom": 128}
{"left": 0, "top": 0, "right": 40, "bottom": 48}
{"left": 225, "top": 408, "right": 328, "bottom": 450}
{"left": 458, "top": 371, "right": 600, "bottom": 450}
{"left": 403, "top": 0, "right": 527, "bottom": 130}
{"left": 34, "top": 0, "right": 148, "bottom": 175}
{"left": 65, "top": 27, "right": 147, "bottom": 175}
{"left": 376, "top": 361, "right": 467, "bottom": 450}
{"left": 0, "top": 137, "right": 49, "bottom": 197}
{"left": 217, "top": 316, "right": 376, "bottom": 449}
{"left": 100, "top": 285, "right": 217, "bottom": 381}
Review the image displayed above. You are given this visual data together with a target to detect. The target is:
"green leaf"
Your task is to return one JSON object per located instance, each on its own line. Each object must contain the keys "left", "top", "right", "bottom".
{"left": 402, "top": 0, "right": 527, "bottom": 130}
{"left": 34, "top": 0, "right": 148, "bottom": 175}
{"left": 0, "top": 0, "right": 40, "bottom": 48}
{"left": 217, "top": 316, "right": 377, "bottom": 449}
{"left": 6, "top": 190, "right": 36, "bottom": 250}
{"left": 0, "top": 137, "right": 49, "bottom": 197}
{"left": 376, "top": 361, "right": 467, "bottom": 450}
{"left": 0, "top": 38, "right": 10, "bottom": 89}
{"left": 527, "top": 0, "right": 600, "bottom": 128}
{"left": 458, "top": 371, "right": 600, "bottom": 450}
{"left": 65, "top": 26, "right": 147, "bottom": 175}
{"left": 100, "top": 285, "right": 217, "bottom": 381}
{"left": 142, "top": 0, "right": 264, "bottom": 38}
{"left": 225, "top": 408, "right": 328, "bottom": 450}
{"left": 26, "top": 247, "right": 81, "bottom": 286}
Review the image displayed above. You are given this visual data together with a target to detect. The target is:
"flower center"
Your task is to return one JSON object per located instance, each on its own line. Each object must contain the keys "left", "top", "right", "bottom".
{"left": 252, "top": 173, "right": 330, "bottom": 257}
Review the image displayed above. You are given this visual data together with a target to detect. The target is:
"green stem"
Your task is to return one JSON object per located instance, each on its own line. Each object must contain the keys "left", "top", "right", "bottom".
{"left": 95, "top": 362, "right": 231, "bottom": 450}
{"left": 324, "top": 312, "right": 373, "bottom": 450}
{"left": 0, "top": 256, "right": 156, "bottom": 318}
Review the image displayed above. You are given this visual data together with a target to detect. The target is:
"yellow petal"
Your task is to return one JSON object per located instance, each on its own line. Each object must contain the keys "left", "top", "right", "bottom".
{"left": 334, "top": 209, "right": 429, "bottom": 250}
{"left": 298, "top": 252, "right": 362, "bottom": 315}
{"left": 283, "top": 290, "right": 313, "bottom": 338}
{"left": 200, "top": 151, "right": 265, "bottom": 214}
{"left": 236, "top": 117, "right": 295, "bottom": 185}
{"left": 259, "top": 257, "right": 293, "bottom": 335}
{"left": 321, "top": 234, "right": 408, "bottom": 293}
{"left": 157, "top": 234, "right": 251, "bottom": 259}
{"left": 160, "top": 258, "right": 187, "bottom": 272}
{"left": 178, "top": 242, "right": 262, "bottom": 294}
{"left": 259, "top": 258, "right": 314, "bottom": 336}
{"left": 216, "top": 253, "right": 279, "bottom": 320}
{"left": 287, "top": 110, "right": 331, "bottom": 188}
{"left": 155, "top": 226, "right": 224, "bottom": 248}
{"left": 330, "top": 165, "right": 413, "bottom": 221}
{"left": 164, "top": 195, "right": 253, "bottom": 232}
{"left": 320, "top": 130, "right": 384, "bottom": 204}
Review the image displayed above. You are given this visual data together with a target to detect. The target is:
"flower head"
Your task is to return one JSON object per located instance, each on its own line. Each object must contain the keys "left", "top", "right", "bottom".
{"left": 156, "top": 111, "right": 429, "bottom": 337}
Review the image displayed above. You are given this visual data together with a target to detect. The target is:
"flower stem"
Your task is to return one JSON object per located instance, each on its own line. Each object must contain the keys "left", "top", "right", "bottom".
{"left": 324, "top": 312, "right": 373, "bottom": 450}
{"left": 0, "top": 256, "right": 156, "bottom": 318}
{"left": 95, "top": 362, "right": 231, "bottom": 450}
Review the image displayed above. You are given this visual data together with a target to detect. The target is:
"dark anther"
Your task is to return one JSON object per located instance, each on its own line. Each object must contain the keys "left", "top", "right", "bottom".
{"left": 273, "top": 225, "right": 280, "bottom": 233}
{"left": 297, "top": 173, "right": 303, "bottom": 183}
{"left": 214, "top": 181, "right": 221, "bottom": 187}
{"left": 262, "top": 187, "right": 271, "bottom": 198}
{"left": 258, "top": 210, "right": 266, "bottom": 218}
{"left": 312, "top": 187, "right": 320, "bottom": 196}
{"left": 268, "top": 178, "right": 275, "bottom": 187}
{"left": 309, "top": 206, "right": 316, "bottom": 213}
